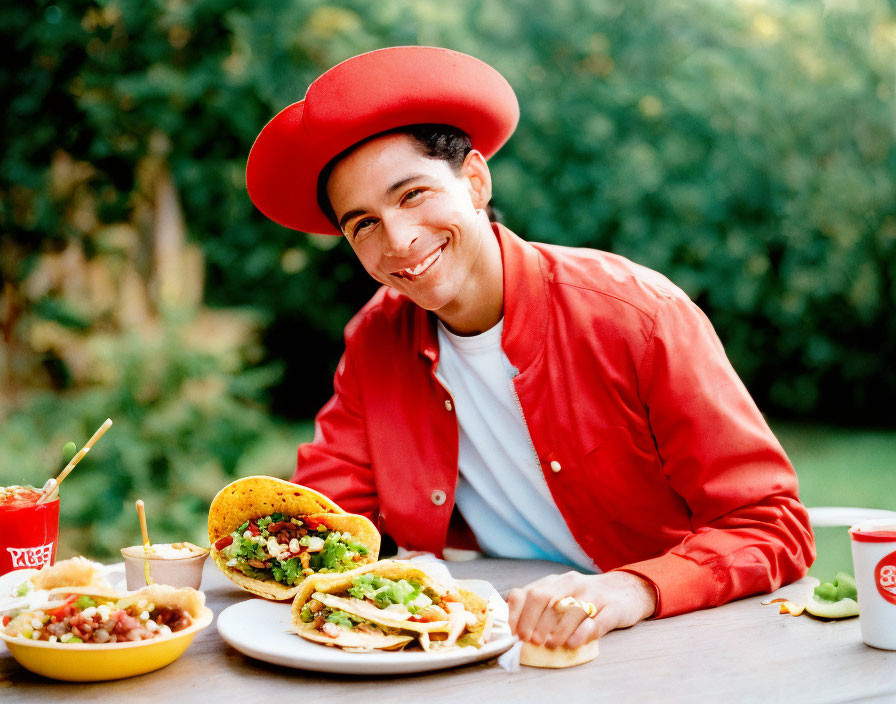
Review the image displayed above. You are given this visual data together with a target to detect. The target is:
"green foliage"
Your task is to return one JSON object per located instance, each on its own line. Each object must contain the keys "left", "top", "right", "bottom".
{"left": 774, "top": 421, "right": 896, "bottom": 578}
{"left": 0, "top": 316, "right": 312, "bottom": 559}
{"left": 2, "top": 0, "right": 895, "bottom": 423}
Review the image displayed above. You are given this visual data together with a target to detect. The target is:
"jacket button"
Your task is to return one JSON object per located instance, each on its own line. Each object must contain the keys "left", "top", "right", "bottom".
{"left": 445, "top": 400, "right": 453, "bottom": 411}
{"left": 550, "top": 461, "right": 562, "bottom": 473}
{"left": 431, "top": 490, "right": 447, "bottom": 506}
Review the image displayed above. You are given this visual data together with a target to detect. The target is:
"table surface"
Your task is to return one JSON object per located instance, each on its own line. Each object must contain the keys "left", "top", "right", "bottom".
{"left": 2, "top": 558, "right": 895, "bottom": 703}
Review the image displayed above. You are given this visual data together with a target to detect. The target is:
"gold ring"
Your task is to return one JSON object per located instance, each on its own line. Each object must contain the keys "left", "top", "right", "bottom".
{"left": 554, "top": 596, "right": 598, "bottom": 618}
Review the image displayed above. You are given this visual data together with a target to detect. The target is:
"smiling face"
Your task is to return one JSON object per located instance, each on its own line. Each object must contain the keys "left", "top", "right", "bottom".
{"left": 325, "top": 132, "right": 504, "bottom": 334}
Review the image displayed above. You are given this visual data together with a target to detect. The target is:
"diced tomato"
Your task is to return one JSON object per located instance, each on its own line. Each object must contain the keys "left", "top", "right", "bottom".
{"left": 2, "top": 615, "right": 10, "bottom": 627}
{"left": 46, "top": 594, "right": 79, "bottom": 619}
{"left": 247, "top": 521, "right": 260, "bottom": 536}
{"left": 214, "top": 535, "right": 234, "bottom": 550}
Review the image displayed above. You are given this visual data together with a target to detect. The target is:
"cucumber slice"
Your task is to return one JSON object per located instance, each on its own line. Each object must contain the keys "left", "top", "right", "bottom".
{"left": 804, "top": 595, "right": 859, "bottom": 619}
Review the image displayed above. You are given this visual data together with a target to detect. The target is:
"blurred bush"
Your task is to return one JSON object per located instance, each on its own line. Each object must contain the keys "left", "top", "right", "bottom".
{"left": 0, "top": 316, "right": 311, "bottom": 558}
{"left": 1, "top": 0, "right": 894, "bottom": 429}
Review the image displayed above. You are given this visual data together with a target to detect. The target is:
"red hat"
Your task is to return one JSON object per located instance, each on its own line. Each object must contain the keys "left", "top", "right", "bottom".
{"left": 246, "top": 46, "right": 519, "bottom": 235}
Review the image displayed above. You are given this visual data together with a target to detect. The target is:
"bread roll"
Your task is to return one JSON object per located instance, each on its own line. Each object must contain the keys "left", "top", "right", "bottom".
{"left": 519, "top": 638, "right": 600, "bottom": 668}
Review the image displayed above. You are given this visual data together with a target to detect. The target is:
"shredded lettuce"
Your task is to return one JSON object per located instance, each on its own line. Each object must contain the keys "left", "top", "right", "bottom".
{"left": 347, "top": 575, "right": 428, "bottom": 612}
{"left": 326, "top": 609, "right": 359, "bottom": 629}
{"left": 271, "top": 557, "right": 302, "bottom": 585}
{"left": 307, "top": 531, "right": 368, "bottom": 572}
{"left": 226, "top": 513, "right": 366, "bottom": 586}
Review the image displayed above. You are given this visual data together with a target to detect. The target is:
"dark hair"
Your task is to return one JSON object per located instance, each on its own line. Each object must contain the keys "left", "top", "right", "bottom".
{"left": 316, "top": 124, "right": 496, "bottom": 231}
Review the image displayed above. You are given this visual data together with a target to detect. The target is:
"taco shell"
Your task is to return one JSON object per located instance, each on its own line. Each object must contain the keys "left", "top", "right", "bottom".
{"left": 208, "top": 476, "right": 345, "bottom": 542}
{"left": 6, "top": 583, "right": 209, "bottom": 630}
{"left": 208, "top": 476, "right": 380, "bottom": 600}
{"left": 117, "top": 583, "right": 209, "bottom": 621}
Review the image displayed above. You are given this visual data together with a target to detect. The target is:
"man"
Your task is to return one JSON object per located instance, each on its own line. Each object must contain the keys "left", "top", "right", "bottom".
{"left": 246, "top": 46, "right": 815, "bottom": 652}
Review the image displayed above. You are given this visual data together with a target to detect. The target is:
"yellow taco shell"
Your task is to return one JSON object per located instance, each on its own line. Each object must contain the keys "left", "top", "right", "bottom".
{"left": 207, "top": 476, "right": 345, "bottom": 542}
{"left": 207, "top": 476, "right": 379, "bottom": 600}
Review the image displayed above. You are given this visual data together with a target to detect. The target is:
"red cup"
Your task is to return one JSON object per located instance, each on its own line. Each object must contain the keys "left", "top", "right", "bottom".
{"left": 0, "top": 488, "right": 60, "bottom": 576}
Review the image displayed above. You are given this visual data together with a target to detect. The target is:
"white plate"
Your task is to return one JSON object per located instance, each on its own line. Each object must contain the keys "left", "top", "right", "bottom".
{"left": 216, "top": 578, "right": 517, "bottom": 675}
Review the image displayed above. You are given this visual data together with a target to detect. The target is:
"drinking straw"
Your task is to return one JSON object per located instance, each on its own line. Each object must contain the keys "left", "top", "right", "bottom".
{"left": 136, "top": 499, "right": 155, "bottom": 585}
{"left": 37, "top": 418, "right": 113, "bottom": 504}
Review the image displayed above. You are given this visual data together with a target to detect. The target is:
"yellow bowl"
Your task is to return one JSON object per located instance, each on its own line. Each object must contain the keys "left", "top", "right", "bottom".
{"left": 0, "top": 607, "right": 213, "bottom": 682}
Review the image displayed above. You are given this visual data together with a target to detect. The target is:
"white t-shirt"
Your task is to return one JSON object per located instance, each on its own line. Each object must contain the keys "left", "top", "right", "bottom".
{"left": 435, "top": 319, "right": 599, "bottom": 572}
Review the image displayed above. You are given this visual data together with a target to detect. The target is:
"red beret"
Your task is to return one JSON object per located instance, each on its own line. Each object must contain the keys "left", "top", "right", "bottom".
{"left": 246, "top": 46, "right": 519, "bottom": 235}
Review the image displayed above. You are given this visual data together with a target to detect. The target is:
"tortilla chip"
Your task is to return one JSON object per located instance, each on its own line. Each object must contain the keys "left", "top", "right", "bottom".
{"left": 207, "top": 477, "right": 379, "bottom": 600}
{"left": 30, "top": 557, "right": 111, "bottom": 591}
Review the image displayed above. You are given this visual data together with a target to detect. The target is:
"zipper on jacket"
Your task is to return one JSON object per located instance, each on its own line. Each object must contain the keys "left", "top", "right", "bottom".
{"left": 505, "top": 366, "right": 552, "bottom": 495}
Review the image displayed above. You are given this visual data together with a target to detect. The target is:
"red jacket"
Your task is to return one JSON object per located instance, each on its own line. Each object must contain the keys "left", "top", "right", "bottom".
{"left": 293, "top": 223, "right": 815, "bottom": 618}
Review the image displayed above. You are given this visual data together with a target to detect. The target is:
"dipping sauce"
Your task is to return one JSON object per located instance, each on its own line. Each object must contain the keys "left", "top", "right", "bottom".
{"left": 0, "top": 486, "right": 60, "bottom": 577}
{"left": 120, "top": 543, "right": 210, "bottom": 590}
{"left": 120, "top": 543, "right": 208, "bottom": 560}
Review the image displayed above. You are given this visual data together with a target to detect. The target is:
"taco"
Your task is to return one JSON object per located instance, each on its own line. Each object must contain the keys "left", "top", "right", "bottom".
{"left": 2, "top": 583, "right": 210, "bottom": 645}
{"left": 208, "top": 476, "right": 380, "bottom": 600}
{"left": 291, "top": 560, "right": 493, "bottom": 652}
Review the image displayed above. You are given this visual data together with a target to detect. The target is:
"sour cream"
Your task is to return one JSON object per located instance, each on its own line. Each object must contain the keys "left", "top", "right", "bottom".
{"left": 120, "top": 543, "right": 208, "bottom": 560}
{"left": 120, "top": 543, "right": 209, "bottom": 590}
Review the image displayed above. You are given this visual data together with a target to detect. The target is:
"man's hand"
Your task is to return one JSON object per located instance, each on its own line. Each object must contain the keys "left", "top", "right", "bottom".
{"left": 506, "top": 571, "right": 657, "bottom": 649}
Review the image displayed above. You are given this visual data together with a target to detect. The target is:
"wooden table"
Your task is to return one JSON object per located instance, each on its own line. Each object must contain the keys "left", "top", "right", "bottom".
{"left": 2, "top": 558, "right": 895, "bottom": 702}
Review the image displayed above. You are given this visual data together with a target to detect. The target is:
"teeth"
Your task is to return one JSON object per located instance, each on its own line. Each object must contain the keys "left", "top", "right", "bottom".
{"left": 401, "top": 247, "right": 442, "bottom": 277}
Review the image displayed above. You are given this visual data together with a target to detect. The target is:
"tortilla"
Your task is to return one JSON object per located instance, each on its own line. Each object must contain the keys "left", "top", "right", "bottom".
{"left": 207, "top": 476, "right": 380, "bottom": 600}
{"left": 291, "top": 560, "right": 491, "bottom": 650}
{"left": 313, "top": 591, "right": 452, "bottom": 633}
{"left": 27, "top": 557, "right": 112, "bottom": 592}
{"left": 297, "top": 625, "right": 414, "bottom": 651}
{"left": 5, "top": 583, "right": 212, "bottom": 640}
{"left": 117, "top": 583, "right": 209, "bottom": 620}
{"left": 519, "top": 639, "right": 600, "bottom": 668}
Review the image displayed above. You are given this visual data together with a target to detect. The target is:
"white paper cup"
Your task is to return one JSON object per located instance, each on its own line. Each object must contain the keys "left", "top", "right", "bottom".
{"left": 849, "top": 519, "right": 896, "bottom": 650}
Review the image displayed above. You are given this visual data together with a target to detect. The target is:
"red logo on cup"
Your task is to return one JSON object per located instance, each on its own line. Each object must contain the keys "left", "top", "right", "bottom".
{"left": 876, "top": 550, "right": 896, "bottom": 606}
{"left": 6, "top": 542, "right": 55, "bottom": 569}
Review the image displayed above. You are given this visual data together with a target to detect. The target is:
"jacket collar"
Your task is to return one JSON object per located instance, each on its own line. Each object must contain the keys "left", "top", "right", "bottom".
{"left": 416, "top": 222, "right": 549, "bottom": 373}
